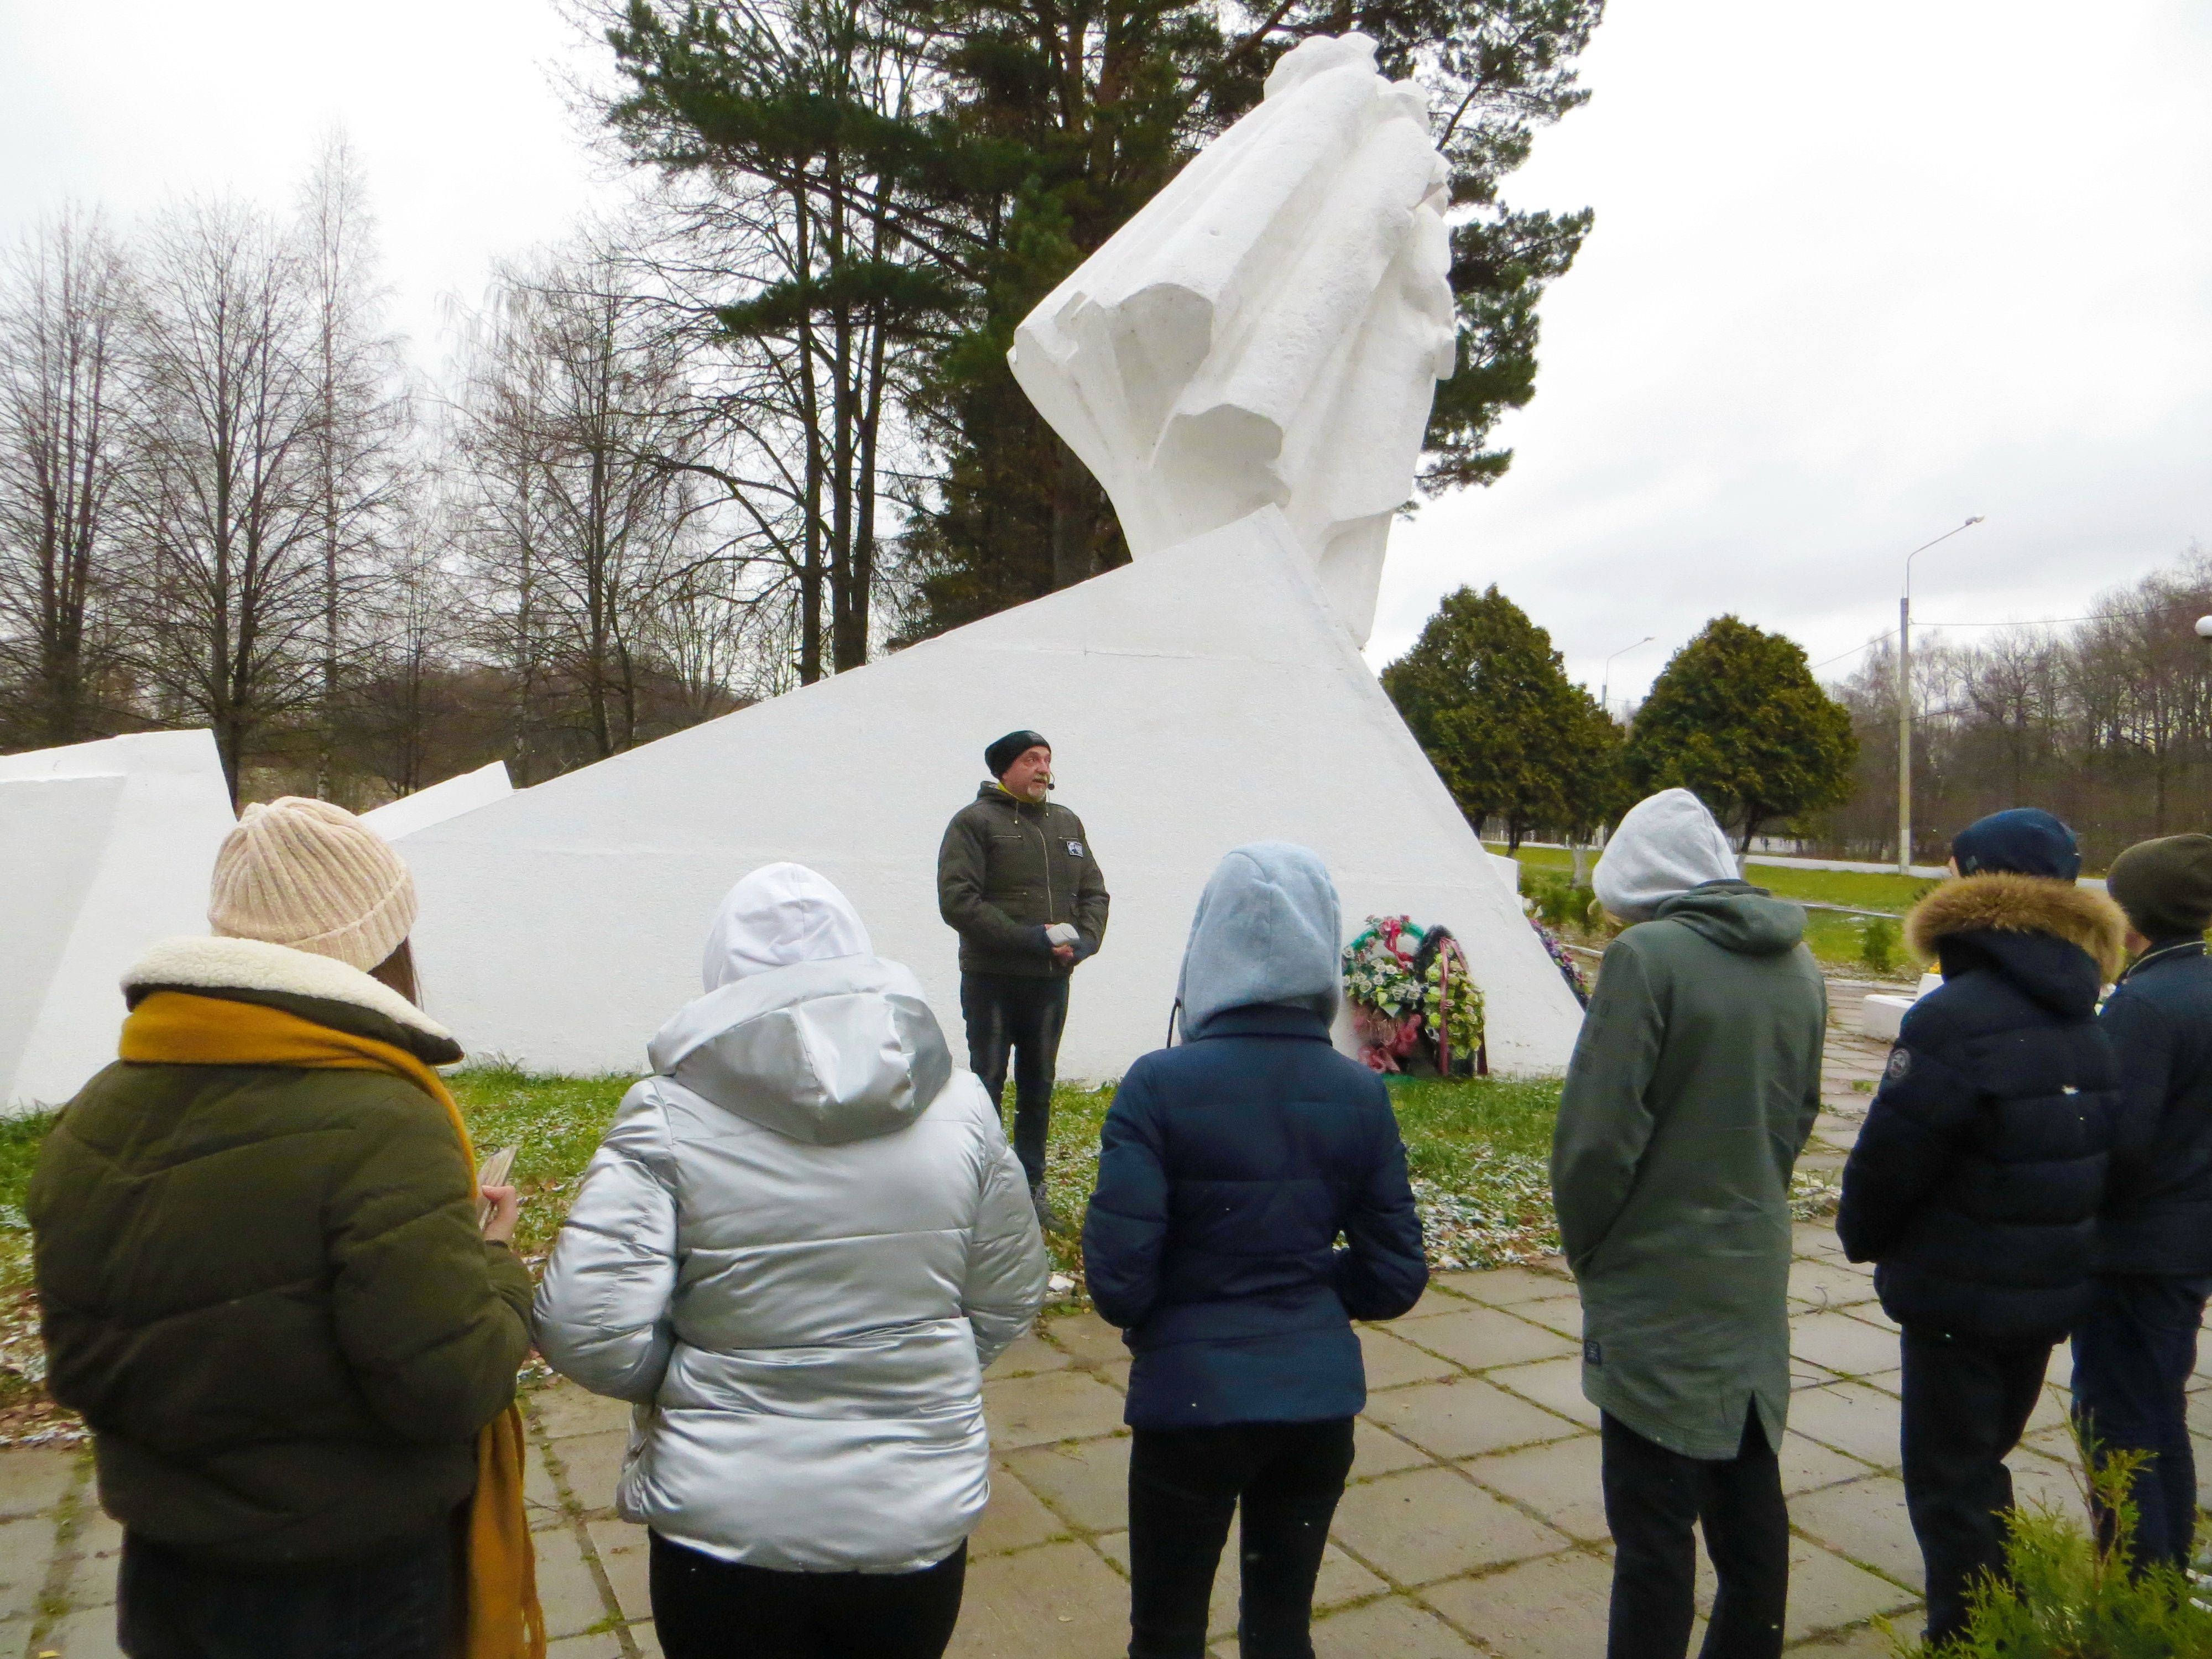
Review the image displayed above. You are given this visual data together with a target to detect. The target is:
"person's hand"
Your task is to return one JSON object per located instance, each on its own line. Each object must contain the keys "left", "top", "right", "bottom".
{"left": 481, "top": 1185, "right": 520, "bottom": 1245}
{"left": 1052, "top": 943, "right": 1077, "bottom": 965}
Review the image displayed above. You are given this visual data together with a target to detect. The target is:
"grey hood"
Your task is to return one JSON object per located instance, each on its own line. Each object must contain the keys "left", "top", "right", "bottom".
{"left": 1176, "top": 842, "right": 1342, "bottom": 1036}
{"left": 1594, "top": 789, "right": 1741, "bottom": 924}
{"left": 647, "top": 956, "right": 953, "bottom": 1146}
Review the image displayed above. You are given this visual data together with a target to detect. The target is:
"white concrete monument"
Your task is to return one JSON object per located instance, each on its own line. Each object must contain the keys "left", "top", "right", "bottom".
{"left": 359, "top": 760, "right": 513, "bottom": 841}
{"left": 1, "top": 731, "right": 236, "bottom": 1114}
{"left": 394, "top": 34, "right": 1584, "bottom": 1079}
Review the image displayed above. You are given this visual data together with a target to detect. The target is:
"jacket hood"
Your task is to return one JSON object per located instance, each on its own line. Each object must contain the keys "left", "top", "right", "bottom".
{"left": 701, "top": 863, "right": 872, "bottom": 992}
{"left": 647, "top": 955, "right": 953, "bottom": 1146}
{"left": 1907, "top": 873, "right": 2127, "bottom": 1015}
{"left": 121, "top": 935, "right": 462, "bottom": 1066}
{"left": 1176, "top": 842, "right": 1340, "bottom": 1036}
{"left": 1594, "top": 790, "right": 1740, "bottom": 924}
{"left": 1652, "top": 881, "right": 1806, "bottom": 956}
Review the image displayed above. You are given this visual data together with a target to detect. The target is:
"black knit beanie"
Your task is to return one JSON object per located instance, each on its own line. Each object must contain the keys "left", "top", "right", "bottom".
{"left": 2107, "top": 833, "right": 2212, "bottom": 943}
{"left": 985, "top": 729, "right": 1050, "bottom": 780}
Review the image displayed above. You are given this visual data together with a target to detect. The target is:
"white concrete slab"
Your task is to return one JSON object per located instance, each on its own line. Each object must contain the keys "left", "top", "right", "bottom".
{"left": 398, "top": 509, "right": 1585, "bottom": 1082}
{"left": 363, "top": 761, "right": 513, "bottom": 841}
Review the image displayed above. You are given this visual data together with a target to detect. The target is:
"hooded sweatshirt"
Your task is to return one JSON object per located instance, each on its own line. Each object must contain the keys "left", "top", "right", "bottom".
{"left": 533, "top": 867, "right": 1047, "bottom": 1573}
{"left": 1553, "top": 791, "right": 1828, "bottom": 1459}
{"left": 1082, "top": 844, "right": 1426, "bottom": 1428}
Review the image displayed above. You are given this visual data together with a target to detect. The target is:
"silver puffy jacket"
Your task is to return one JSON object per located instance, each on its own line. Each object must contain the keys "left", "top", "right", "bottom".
{"left": 533, "top": 954, "right": 1048, "bottom": 1572}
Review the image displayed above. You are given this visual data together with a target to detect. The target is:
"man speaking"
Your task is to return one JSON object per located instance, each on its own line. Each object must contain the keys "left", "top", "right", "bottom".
{"left": 938, "top": 731, "right": 1109, "bottom": 1229}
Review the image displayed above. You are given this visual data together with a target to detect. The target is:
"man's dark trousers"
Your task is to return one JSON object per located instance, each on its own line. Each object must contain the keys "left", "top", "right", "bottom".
{"left": 1900, "top": 1328, "right": 2052, "bottom": 1644}
{"left": 1600, "top": 1410, "right": 1788, "bottom": 1659}
{"left": 2072, "top": 1273, "right": 2212, "bottom": 1569}
{"left": 960, "top": 973, "right": 1068, "bottom": 1188}
{"left": 1126, "top": 1418, "right": 1355, "bottom": 1659}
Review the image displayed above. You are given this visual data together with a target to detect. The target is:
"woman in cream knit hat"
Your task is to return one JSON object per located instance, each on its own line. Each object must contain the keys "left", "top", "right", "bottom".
{"left": 30, "top": 797, "right": 541, "bottom": 1659}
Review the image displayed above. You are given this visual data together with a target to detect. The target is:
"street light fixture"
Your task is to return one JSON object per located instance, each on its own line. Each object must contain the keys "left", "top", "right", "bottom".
{"left": 1600, "top": 637, "right": 1656, "bottom": 721}
{"left": 1897, "top": 516, "right": 1987, "bottom": 875}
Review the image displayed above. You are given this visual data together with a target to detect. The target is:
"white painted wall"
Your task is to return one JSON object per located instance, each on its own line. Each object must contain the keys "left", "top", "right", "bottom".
{"left": 0, "top": 731, "right": 237, "bottom": 1112}
{"left": 398, "top": 509, "right": 1584, "bottom": 1082}
{"left": 359, "top": 760, "right": 513, "bottom": 841}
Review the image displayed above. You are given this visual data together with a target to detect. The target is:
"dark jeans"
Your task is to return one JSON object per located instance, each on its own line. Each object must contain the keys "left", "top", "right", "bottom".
{"left": 2071, "top": 1272, "right": 2212, "bottom": 1569}
{"left": 959, "top": 972, "right": 1069, "bottom": 1187}
{"left": 649, "top": 1532, "right": 966, "bottom": 1659}
{"left": 1126, "top": 1418, "right": 1356, "bottom": 1659}
{"left": 1600, "top": 1409, "right": 1788, "bottom": 1659}
{"left": 117, "top": 1524, "right": 455, "bottom": 1659}
{"left": 1900, "top": 1328, "right": 2052, "bottom": 1644}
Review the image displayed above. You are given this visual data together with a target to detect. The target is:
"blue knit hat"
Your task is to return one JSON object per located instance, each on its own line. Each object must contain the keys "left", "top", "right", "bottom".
{"left": 1951, "top": 808, "right": 2081, "bottom": 882}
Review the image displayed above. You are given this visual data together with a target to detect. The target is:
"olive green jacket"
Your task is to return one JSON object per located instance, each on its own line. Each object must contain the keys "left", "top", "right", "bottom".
{"left": 1551, "top": 884, "right": 1827, "bottom": 1459}
{"left": 937, "top": 784, "right": 1110, "bottom": 978}
{"left": 28, "top": 937, "right": 533, "bottom": 1567}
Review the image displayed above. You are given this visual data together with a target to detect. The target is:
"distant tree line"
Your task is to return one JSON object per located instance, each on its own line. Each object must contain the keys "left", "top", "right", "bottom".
{"left": 1818, "top": 549, "right": 2212, "bottom": 869}
{"left": 0, "top": 0, "right": 1605, "bottom": 805}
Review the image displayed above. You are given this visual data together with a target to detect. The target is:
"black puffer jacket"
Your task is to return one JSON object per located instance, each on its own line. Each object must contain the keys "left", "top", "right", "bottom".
{"left": 2096, "top": 941, "right": 2212, "bottom": 1276}
{"left": 1838, "top": 874, "right": 2126, "bottom": 1345}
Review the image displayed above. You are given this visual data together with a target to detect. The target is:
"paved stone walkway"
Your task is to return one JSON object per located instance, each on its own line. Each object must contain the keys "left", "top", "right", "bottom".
{"left": 4, "top": 1004, "right": 2200, "bottom": 1658}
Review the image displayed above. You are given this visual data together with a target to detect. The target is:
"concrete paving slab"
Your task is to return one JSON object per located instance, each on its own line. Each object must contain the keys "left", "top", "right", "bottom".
{"left": 1003, "top": 1436, "right": 1130, "bottom": 1535}
{"left": 632, "top": 1620, "right": 664, "bottom": 1658}
{"left": 987, "top": 1333, "right": 1073, "bottom": 1380}
{"left": 585, "top": 1516, "right": 652, "bottom": 1624}
{"left": 947, "top": 1538, "right": 1133, "bottom": 1659}
{"left": 1434, "top": 1265, "right": 1573, "bottom": 1306}
{"left": 1790, "top": 1475, "right": 1922, "bottom": 1589}
{"left": 1395, "top": 1306, "right": 1579, "bottom": 1372}
{"left": 39, "top": 1606, "right": 126, "bottom": 1658}
{"left": 983, "top": 1371, "right": 1129, "bottom": 1450}
{"left": 1780, "top": 1431, "right": 1875, "bottom": 1496}
{"left": 1791, "top": 1312, "right": 1904, "bottom": 1378}
{"left": 1782, "top": 1538, "right": 1920, "bottom": 1643}
{"left": 1462, "top": 1432, "right": 1607, "bottom": 1541}
{"left": 1789, "top": 1259, "right": 1880, "bottom": 1310}
{"left": 534, "top": 1521, "right": 613, "bottom": 1643}
{"left": 546, "top": 1633, "right": 624, "bottom": 1659}
{"left": 1794, "top": 1224, "right": 1849, "bottom": 1260}
{"left": 550, "top": 1428, "right": 630, "bottom": 1517}
{"left": 1418, "top": 1546, "right": 1615, "bottom": 1657}
{"left": 1788, "top": 1385, "right": 1904, "bottom": 1469}
{"left": 1091, "top": 1530, "right": 1385, "bottom": 1639}
{"left": 0, "top": 1447, "right": 76, "bottom": 1521}
{"left": 70, "top": 1508, "right": 122, "bottom": 1609}
{"left": 975, "top": 1462, "right": 1074, "bottom": 1556}
{"left": 1363, "top": 1378, "right": 1582, "bottom": 1461}
{"left": 1350, "top": 1417, "right": 1436, "bottom": 1480}
{"left": 1329, "top": 1467, "right": 1566, "bottom": 1585}
{"left": 1044, "top": 1312, "right": 1131, "bottom": 1368}
{"left": 530, "top": 1380, "right": 631, "bottom": 1442}
{"left": 1395, "top": 1287, "right": 1478, "bottom": 1320}
{"left": 1484, "top": 1356, "right": 1603, "bottom": 1430}
{"left": 1512, "top": 1297, "right": 1585, "bottom": 1339}
{"left": 1355, "top": 1326, "right": 1459, "bottom": 1390}
{"left": 1303, "top": 1593, "right": 1484, "bottom": 1656}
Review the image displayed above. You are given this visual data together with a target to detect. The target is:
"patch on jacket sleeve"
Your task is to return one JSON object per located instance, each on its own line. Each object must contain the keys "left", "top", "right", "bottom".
{"left": 1066, "top": 840, "right": 1085, "bottom": 857}
{"left": 1884, "top": 1047, "right": 1912, "bottom": 1083}
{"left": 1584, "top": 1338, "right": 1602, "bottom": 1365}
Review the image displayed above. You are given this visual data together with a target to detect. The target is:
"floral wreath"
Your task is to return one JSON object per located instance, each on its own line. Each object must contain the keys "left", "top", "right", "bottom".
{"left": 1341, "top": 915, "right": 1486, "bottom": 1075}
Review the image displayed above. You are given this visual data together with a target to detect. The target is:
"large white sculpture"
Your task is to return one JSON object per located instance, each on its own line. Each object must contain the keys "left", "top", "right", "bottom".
{"left": 1010, "top": 33, "right": 1455, "bottom": 648}
{"left": 392, "top": 36, "right": 1584, "bottom": 1080}
{"left": 1, "top": 732, "right": 236, "bottom": 1113}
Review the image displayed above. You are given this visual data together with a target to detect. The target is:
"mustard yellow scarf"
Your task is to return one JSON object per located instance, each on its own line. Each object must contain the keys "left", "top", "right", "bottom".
{"left": 122, "top": 990, "right": 546, "bottom": 1659}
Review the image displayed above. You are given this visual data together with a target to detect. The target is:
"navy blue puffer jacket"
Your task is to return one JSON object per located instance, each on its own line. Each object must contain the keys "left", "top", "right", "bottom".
{"left": 2096, "top": 941, "right": 2212, "bottom": 1276}
{"left": 1081, "top": 842, "right": 1425, "bottom": 1429}
{"left": 1838, "top": 873, "right": 2126, "bottom": 1345}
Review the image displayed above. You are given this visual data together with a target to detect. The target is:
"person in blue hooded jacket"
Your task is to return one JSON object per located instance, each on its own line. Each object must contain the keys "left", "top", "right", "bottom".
{"left": 1082, "top": 843, "right": 1425, "bottom": 1659}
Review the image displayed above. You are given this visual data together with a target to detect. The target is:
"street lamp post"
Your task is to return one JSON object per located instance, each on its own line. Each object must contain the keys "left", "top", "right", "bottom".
{"left": 1601, "top": 637, "right": 1655, "bottom": 721}
{"left": 1897, "top": 517, "right": 1986, "bottom": 875}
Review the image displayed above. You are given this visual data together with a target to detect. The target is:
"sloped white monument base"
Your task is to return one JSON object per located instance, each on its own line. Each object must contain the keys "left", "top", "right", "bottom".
{"left": 1860, "top": 972, "right": 1943, "bottom": 1042}
{"left": 0, "top": 731, "right": 236, "bottom": 1113}
{"left": 398, "top": 509, "right": 1584, "bottom": 1081}
{"left": 360, "top": 760, "right": 513, "bottom": 841}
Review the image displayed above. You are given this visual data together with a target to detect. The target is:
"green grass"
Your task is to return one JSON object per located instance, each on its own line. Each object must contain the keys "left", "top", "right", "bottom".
{"left": 447, "top": 1066, "right": 636, "bottom": 1260}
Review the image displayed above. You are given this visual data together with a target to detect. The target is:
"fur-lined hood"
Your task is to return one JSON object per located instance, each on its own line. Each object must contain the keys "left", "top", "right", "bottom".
{"left": 1907, "top": 874, "right": 2128, "bottom": 985}
{"left": 122, "top": 936, "right": 460, "bottom": 1064}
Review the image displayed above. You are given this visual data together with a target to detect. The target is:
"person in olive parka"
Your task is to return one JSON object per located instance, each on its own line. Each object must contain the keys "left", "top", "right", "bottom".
{"left": 1839, "top": 808, "right": 2124, "bottom": 1646}
{"left": 1553, "top": 789, "right": 1828, "bottom": 1659}
{"left": 28, "top": 798, "right": 534, "bottom": 1659}
{"left": 937, "top": 730, "right": 1109, "bottom": 1228}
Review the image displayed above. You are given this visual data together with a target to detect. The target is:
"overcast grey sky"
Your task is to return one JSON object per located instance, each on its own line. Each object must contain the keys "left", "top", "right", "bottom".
{"left": 4, "top": 1, "right": 2208, "bottom": 709}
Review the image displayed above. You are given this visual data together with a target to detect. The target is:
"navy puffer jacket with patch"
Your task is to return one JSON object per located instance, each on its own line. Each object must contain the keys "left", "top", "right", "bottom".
{"left": 1838, "top": 874, "right": 2127, "bottom": 1345}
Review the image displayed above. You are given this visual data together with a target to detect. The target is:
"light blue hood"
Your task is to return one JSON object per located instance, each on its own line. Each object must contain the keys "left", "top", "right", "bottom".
{"left": 1175, "top": 842, "right": 1342, "bottom": 1037}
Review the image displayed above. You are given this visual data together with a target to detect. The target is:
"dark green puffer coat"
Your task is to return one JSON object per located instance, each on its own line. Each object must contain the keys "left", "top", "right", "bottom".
{"left": 1552, "top": 883, "right": 1828, "bottom": 1459}
{"left": 28, "top": 937, "right": 533, "bottom": 1567}
{"left": 937, "top": 784, "right": 1110, "bottom": 978}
